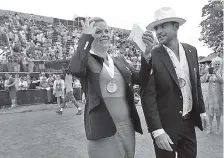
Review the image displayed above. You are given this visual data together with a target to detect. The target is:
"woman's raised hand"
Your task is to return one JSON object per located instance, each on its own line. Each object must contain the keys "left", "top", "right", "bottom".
{"left": 80, "top": 18, "right": 95, "bottom": 35}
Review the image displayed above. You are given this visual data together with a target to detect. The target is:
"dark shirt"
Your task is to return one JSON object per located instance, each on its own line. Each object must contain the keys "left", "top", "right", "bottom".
{"left": 0, "top": 80, "right": 4, "bottom": 90}
{"left": 29, "top": 81, "right": 40, "bottom": 89}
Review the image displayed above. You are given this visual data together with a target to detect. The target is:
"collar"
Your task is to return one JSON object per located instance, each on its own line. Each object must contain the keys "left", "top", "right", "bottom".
{"left": 90, "top": 49, "right": 109, "bottom": 62}
{"left": 162, "top": 41, "right": 182, "bottom": 52}
{"left": 89, "top": 49, "right": 96, "bottom": 55}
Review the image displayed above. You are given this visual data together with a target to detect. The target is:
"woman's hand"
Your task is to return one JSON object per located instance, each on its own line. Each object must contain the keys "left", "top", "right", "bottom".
{"left": 80, "top": 18, "right": 95, "bottom": 35}
{"left": 214, "top": 68, "right": 219, "bottom": 74}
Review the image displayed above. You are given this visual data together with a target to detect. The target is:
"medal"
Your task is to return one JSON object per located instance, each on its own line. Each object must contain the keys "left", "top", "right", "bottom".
{"left": 178, "top": 78, "right": 186, "bottom": 88}
{"left": 91, "top": 50, "right": 118, "bottom": 93}
{"left": 101, "top": 53, "right": 118, "bottom": 93}
{"left": 106, "top": 81, "right": 118, "bottom": 93}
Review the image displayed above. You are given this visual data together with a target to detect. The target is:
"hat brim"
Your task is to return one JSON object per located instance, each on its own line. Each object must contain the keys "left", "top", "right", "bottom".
{"left": 146, "top": 17, "right": 186, "bottom": 31}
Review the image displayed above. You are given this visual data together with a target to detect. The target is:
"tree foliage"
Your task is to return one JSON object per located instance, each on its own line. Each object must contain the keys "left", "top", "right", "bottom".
{"left": 199, "top": 0, "right": 223, "bottom": 55}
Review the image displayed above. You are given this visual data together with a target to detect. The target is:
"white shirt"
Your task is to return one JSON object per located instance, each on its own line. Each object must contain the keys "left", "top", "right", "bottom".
{"left": 163, "top": 42, "right": 193, "bottom": 116}
{"left": 53, "top": 79, "right": 65, "bottom": 91}
{"left": 65, "top": 74, "right": 73, "bottom": 93}
{"left": 73, "top": 80, "right": 81, "bottom": 88}
{"left": 152, "top": 42, "right": 193, "bottom": 138}
{"left": 19, "top": 80, "right": 28, "bottom": 89}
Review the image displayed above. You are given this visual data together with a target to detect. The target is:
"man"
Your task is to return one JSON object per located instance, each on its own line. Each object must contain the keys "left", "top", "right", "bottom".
{"left": 56, "top": 69, "right": 82, "bottom": 115}
{"left": 140, "top": 7, "right": 206, "bottom": 158}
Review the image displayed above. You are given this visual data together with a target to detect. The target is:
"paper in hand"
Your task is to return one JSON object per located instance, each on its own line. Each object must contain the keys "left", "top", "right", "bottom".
{"left": 127, "top": 24, "right": 146, "bottom": 52}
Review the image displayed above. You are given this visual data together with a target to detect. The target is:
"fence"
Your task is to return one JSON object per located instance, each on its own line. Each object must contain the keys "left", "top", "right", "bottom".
{"left": 0, "top": 59, "right": 141, "bottom": 73}
{"left": 0, "top": 59, "right": 69, "bottom": 73}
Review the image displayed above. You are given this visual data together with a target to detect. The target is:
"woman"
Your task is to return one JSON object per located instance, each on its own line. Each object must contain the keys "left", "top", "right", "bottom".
{"left": 68, "top": 17, "right": 148, "bottom": 158}
{"left": 201, "top": 57, "right": 223, "bottom": 135}
{"left": 53, "top": 75, "right": 65, "bottom": 105}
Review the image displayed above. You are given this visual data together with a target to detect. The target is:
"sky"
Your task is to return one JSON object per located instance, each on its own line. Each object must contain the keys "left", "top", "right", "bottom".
{"left": 1, "top": 0, "right": 213, "bottom": 57}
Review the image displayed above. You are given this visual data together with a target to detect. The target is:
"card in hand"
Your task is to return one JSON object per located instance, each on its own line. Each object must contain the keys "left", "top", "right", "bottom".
{"left": 127, "top": 24, "right": 146, "bottom": 52}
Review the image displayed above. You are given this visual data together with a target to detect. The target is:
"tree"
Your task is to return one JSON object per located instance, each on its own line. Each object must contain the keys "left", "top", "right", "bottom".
{"left": 199, "top": 0, "right": 223, "bottom": 55}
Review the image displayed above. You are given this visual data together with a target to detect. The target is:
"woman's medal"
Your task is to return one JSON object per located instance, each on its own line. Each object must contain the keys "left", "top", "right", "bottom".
{"left": 106, "top": 81, "right": 118, "bottom": 93}
{"left": 103, "top": 54, "right": 118, "bottom": 93}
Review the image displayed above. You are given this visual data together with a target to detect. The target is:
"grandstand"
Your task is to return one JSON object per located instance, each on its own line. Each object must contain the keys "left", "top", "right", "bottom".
{"left": 0, "top": 9, "right": 141, "bottom": 75}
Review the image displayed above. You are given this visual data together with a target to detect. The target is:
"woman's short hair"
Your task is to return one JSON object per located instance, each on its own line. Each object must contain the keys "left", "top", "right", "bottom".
{"left": 89, "top": 17, "right": 106, "bottom": 26}
{"left": 211, "top": 57, "right": 222, "bottom": 67}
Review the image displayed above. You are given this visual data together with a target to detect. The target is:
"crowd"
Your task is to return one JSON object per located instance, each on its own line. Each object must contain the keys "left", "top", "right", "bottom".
{"left": 0, "top": 72, "right": 83, "bottom": 109}
{"left": 0, "top": 12, "right": 81, "bottom": 61}
{"left": 0, "top": 11, "right": 141, "bottom": 73}
{"left": 0, "top": 73, "right": 55, "bottom": 91}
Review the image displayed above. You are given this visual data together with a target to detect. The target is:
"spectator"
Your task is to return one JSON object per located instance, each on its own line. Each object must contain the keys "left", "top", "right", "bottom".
{"left": 53, "top": 74, "right": 65, "bottom": 105}
{"left": 39, "top": 76, "right": 51, "bottom": 103}
{"left": 18, "top": 77, "right": 28, "bottom": 90}
{"left": 27, "top": 59, "right": 35, "bottom": 72}
{"left": 0, "top": 76, "right": 5, "bottom": 90}
{"left": 4, "top": 73, "right": 17, "bottom": 109}
{"left": 47, "top": 74, "right": 55, "bottom": 87}
{"left": 39, "top": 72, "right": 45, "bottom": 80}
{"left": 29, "top": 77, "right": 40, "bottom": 89}
{"left": 26, "top": 74, "right": 31, "bottom": 86}
{"left": 39, "top": 77, "right": 49, "bottom": 89}
{"left": 14, "top": 73, "right": 20, "bottom": 90}
{"left": 201, "top": 57, "right": 223, "bottom": 135}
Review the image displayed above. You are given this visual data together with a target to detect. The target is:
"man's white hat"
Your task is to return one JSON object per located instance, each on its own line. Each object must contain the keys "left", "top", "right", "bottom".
{"left": 146, "top": 7, "right": 186, "bottom": 31}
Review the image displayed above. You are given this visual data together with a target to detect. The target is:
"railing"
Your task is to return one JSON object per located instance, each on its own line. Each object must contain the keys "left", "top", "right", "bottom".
{"left": 0, "top": 59, "right": 141, "bottom": 73}
{"left": 0, "top": 59, "right": 69, "bottom": 73}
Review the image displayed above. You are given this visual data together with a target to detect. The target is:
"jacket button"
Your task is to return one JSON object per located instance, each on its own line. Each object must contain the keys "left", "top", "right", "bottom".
{"left": 180, "top": 96, "right": 182, "bottom": 99}
{"left": 179, "top": 111, "right": 183, "bottom": 114}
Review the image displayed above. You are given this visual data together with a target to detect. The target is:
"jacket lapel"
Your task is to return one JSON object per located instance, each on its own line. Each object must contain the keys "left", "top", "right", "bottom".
{"left": 181, "top": 44, "right": 197, "bottom": 87}
{"left": 88, "top": 55, "right": 103, "bottom": 97}
{"left": 158, "top": 46, "right": 180, "bottom": 89}
{"left": 113, "top": 57, "right": 132, "bottom": 86}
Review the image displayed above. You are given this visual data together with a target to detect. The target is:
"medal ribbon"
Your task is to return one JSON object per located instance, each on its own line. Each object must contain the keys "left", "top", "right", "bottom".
{"left": 103, "top": 55, "right": 114, "bottom": 79}
{"left": 90, "top": 50, "right": 115, "bottom": 79}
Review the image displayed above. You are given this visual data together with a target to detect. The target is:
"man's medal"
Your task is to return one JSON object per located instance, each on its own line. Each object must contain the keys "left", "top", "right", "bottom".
{"left": 178, "top": 78, "right": 186, "bottom": 88}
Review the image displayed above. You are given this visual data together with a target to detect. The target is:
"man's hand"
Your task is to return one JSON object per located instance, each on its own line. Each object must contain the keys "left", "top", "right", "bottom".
{"left": 142, "top": 31, "right": 157, "bottom": 59}
{"left": 154, "top": 132, "right": 174, "bottom": 152}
